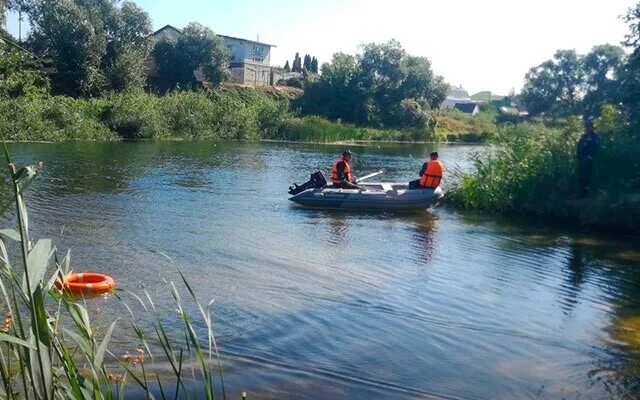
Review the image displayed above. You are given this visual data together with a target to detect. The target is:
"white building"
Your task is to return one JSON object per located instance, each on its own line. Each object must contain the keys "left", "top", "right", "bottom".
{"left": 150, "top": 25, "right": 276, "bottom": 86}
{"left": 220, "top": 35, "right": 275, "bottom": 86}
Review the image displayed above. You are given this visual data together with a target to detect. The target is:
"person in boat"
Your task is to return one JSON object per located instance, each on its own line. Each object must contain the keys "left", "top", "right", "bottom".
{"left": 576, "top": 117, "right": 600, "bottom": 197}
{"left": 409, "top": 151, "right": 444, "bottom": 189}
{"left": 331, "top": 150, "right": 360, "bottom": 189}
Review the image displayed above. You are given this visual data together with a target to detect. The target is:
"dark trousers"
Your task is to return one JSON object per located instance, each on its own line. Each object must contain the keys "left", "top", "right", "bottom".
{"left": 409, "top": 179, "right": 435, "bottom": 189}
{"left": 578, "top": 160, "right": 593, "bottom": 196}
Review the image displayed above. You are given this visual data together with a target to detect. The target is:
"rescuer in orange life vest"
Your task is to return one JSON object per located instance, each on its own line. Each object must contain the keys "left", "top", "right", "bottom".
{"left": 331, "top": 150, "right": 360, "bottom": 189}
{"left": 409, "top": 151, "right": 444, "bottom": 189}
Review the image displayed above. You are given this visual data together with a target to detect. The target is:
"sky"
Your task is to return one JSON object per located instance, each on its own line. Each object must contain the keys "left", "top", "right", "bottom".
{"left": 5, "top": 0, "right": 638, "bottom": 95}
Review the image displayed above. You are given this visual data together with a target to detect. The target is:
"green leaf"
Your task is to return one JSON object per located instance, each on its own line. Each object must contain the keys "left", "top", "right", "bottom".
{"left": 29, "top": 335, "right": 53, "bottom": 400}
{"left": 94, "top": 319, "right": 118, "bottom": 369}
{"left": 62, "top": 328, "right": 93, "bottom": 356}
{"left": 0, "top": 229, "right": 20, "bottom": 242}
{"left": 0, "top": 332, "right": 36, "bottom": 349}
{"left": 25, "top": 239, "right": 53, "bottom": 295}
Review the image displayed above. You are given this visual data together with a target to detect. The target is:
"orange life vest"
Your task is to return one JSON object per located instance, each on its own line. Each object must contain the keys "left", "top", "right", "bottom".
{"left": 420, "top": 160, "right": 443, "bottom": 188}
{"left": 331, "top": 158, "right": 352, "bottom": 184}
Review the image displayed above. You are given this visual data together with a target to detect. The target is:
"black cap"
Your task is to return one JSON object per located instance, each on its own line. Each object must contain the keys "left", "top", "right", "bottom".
{"left": 430, "top": 151, "right": 438, "bottom": 157}
{"left": 343, "top": 149, "right": 352, "bottom": 156}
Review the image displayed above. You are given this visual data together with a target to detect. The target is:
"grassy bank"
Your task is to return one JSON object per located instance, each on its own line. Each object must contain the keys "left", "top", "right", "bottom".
{"left": 447, "top": 114, "right": 640, "bottom": 233}
{"left": 0, "top": 86, "right": 495, "bottom": 143}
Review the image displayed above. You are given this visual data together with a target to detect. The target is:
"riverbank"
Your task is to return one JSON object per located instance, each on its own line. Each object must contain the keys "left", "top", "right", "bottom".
{"left": 446, "top": 118, "right": 640, "bottom": 234}
{"left": 0, "top": 86, "right": 494, "bottom": 143}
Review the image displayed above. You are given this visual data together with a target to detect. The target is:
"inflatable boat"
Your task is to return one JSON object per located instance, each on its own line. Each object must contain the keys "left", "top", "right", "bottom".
{"left": 288, "top": 172, "right": 443, "bottom": 210}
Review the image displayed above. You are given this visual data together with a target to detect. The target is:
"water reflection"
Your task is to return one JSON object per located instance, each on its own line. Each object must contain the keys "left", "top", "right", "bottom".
{"left": 409, "top": 213, "right": 438, "bottom": 267}
{"left": 3, "top": 141, "right": 640, "bottom": 399}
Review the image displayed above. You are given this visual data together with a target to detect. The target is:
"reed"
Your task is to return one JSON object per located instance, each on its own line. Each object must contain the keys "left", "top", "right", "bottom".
{"left": 0, "top": 140, "right": 226, "bottom": 399}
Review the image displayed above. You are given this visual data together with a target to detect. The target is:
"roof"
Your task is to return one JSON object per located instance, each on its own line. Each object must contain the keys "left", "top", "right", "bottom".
{"left": 471, "top": 91, "right": 506, "bottom": 102}
{"left": 453, "top": 103, "right": 478, "bottom": 114}
{"left": 152, "top": 25, "right": 276, "bottom": 47}
{"left": 152, "top": 24, "right": 182, "bottom": 36}
{"left": 218, "top": 34, "right": 276, "bottom": 48}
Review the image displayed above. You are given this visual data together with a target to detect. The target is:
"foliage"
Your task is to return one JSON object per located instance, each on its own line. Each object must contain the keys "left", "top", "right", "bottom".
{"left": 620, "top": 2, "right": 640, "bottom": 127}
{"left": 0, "top": 147, "right": 226, "bottom": 399}
{"left": 22, "top": 0, "right": 153, "bottom": 97}
{"left": 520, "top": 45, "right": 626, "bottom": 118}
{"left": 292, "top": 52, "right": 302, "bottom": 73}
{"left": 310, "top": 56, "right": 318, "bottom": 74}
{"left": 151, "top": 22, "right": 229, "bottom": 91}
{"left": 273, "top": 115, "right": 437, "bottom": 142}
{"left": 297, "top": 40, "right": 448, "bottom": 130}
{"left": 0, "top": 39, "right": 50, "bottom": 98}
{"left": 283, "top": 60, "right": 290, "bottom": 73}
{"left": 448, "top": 114, "right": 640, "bottom": 232}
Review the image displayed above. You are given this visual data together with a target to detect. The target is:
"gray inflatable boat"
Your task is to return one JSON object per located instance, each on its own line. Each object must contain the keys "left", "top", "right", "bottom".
{"left": 288, "top": 171, "right": 443, "bottom": 210}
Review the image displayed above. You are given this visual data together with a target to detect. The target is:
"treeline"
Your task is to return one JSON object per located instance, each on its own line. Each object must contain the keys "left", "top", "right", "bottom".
{"left": 284, "top": 52, "right": 318, "bottom": 73}
{"left": 2, "top": 0, "right": 230, "bottom": 97}
{"left": 295, "top": 40, "right": 449, "bottom": 131}
{"left": 451, "top": 2, "right": 640, "bottom": 233}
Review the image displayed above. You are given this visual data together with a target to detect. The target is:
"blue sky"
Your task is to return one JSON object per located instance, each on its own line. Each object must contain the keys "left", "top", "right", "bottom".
{"left": 5, "top": 0, "right": 638, "bottom": 95}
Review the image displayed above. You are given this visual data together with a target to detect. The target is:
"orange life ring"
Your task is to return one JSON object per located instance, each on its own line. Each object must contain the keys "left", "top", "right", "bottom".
{"left": 55, "top": 273, "right": 115, "bottom": 294}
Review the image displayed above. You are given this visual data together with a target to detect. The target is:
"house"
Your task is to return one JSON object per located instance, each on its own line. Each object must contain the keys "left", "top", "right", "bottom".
{"left": 149, "top": 25, "right": 276, "bottom": 86}
{"left": 453, "top": 102, "right": 480, "bottom": 116}
{"left": 441, "top": 85, "right": 472, "bottom": 110}
{"left": 220, "top": 35, "right": 275, "bottom": 86}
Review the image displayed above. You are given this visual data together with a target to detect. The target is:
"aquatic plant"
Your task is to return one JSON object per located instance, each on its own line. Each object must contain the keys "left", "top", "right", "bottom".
{"left": 0, "top": 141, "right": 226, "bottom": 399}
{"left": 448, "top": 114, "right": 640, "bottom": 232}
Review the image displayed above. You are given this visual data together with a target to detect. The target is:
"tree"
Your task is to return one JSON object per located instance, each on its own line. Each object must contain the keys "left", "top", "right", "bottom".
{"left": 0, "top": 38, "right": 50, "bottom": 98}
{"left": 21, "top": 0, "right": 152, "bottom": 96}
{"left": 298, "top": 40, "right": 446, "bottom": 128}
{"left": 620, "top": 2, "right": 640, "bottom": 125}
{"left": 582, "top": 44, "right": 625, "bottom": 115}
{"left": 520, "top": 49, "right": 584, "bottom": 116}
{"left": 303, "top": 54, "right": 311, "bottom": 71}
{"left": 292, "top": 52, "right": 301, "bottom": 73}
{"left": 283, "top": 60, "right": 290, "bottom": 72}
{"left": 310, "top": 56, "right": 318, "bottom": 73}
{"left": 153, "top": 22, "right": 229, "bottom": 89}
{"left": 520, "top": 45, "right": 626, "bottom": 117}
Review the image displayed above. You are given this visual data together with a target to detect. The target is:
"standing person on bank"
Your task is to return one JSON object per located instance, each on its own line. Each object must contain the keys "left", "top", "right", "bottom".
{"left": 576, "top": 118, "right": 600, "bottom": 196}
{"left": 331, "top": 150, "right": 360, "bottom": 189}
{"left": 409, "top": 151, "right": 444, "bottom": 189}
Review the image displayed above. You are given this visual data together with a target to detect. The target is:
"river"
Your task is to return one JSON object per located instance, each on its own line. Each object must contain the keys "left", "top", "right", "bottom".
{"left": 3, "top": 141, "right": 640, "bottom": 399}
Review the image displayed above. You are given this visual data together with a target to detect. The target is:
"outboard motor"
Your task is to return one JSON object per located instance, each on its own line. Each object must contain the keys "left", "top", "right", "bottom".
{"left": 288, "top": 171, "right": 327, "bottom": 195}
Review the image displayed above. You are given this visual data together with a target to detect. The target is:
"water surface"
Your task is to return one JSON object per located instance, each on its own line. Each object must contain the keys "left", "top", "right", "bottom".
{"left": 3, "top": 141, "right": 640, "bottom": 399}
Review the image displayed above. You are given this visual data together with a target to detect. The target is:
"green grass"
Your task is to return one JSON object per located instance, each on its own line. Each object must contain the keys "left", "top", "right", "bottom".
{"left": 447, "top": 111, "right": 640, "bottom": 233}
{"left": 0, "top": 142, "right": 226, "bottom": 399}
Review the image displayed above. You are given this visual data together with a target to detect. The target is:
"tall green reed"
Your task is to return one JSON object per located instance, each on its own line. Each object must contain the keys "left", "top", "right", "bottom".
{"left": 0, "top": 140, "right": 226, "bottom": 399}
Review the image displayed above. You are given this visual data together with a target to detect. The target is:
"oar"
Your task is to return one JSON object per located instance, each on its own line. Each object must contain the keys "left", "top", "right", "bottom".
{"left": 355, "top": 170, "right": 383, "bottom": 183}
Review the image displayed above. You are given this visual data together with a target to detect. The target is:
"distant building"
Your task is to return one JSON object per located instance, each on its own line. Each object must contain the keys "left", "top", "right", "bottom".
{"left": 453, "top": 102, "right": 480, "bottom": 116}
{"left": 221, "top": 35, "right": 275, "bottom": 86}
{"left": 442, "top": 85, "right": 473, "bottom": 110}
{"left": 149, "top": 25, "right": 276, "bottom": 86}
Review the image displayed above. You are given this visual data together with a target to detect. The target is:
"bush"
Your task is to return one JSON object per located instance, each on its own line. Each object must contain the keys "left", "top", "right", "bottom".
{"left": 448, "top": 116, "right": 640, "bottom": 232}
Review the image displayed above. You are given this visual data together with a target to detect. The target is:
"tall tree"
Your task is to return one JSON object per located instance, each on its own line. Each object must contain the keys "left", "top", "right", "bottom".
{"left": 303, "top": 54, "right": 311, "bottom": 71}
{"left": 292, "top": 52, "right": 301, "bottom": 73}
{"left": 620, "top": 2, "right": 640, "bottom": 124}
{"left": 21, "top": 0, "right": 152, "bottom": 96}
{"left": 298, "top": 40, "right": 446, "bottom": 128}
{"left": 520, "top": 49, "right": 584, "bottom": 116}
{"left": 582, "top": 44, "right": 625, "bottom": 115}
{"left": 153, "top": 22, "right": 228, "bottom": 89}
{"left": 310, "top": 56, "right": 318, "bottom": 73}
{"left": 283, "top": 60, "right": 290, "bottom": 72}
